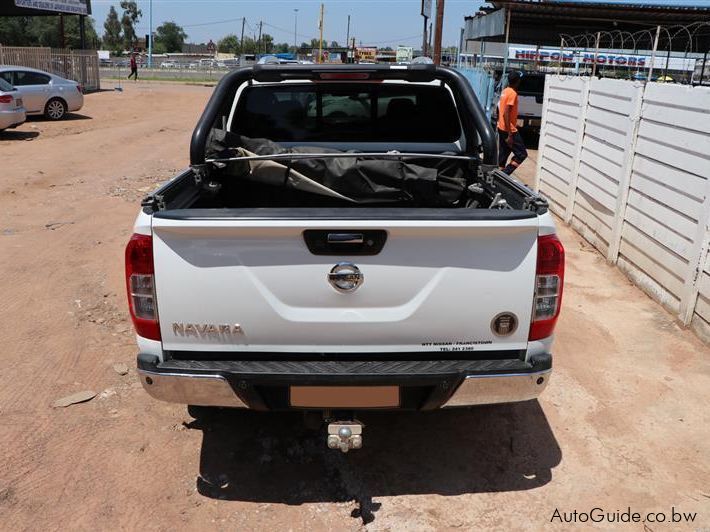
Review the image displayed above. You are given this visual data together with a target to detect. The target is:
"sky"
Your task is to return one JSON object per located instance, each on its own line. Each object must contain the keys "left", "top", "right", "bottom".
{"left": 88, "top": 0, "right": 487, "bottom": 48}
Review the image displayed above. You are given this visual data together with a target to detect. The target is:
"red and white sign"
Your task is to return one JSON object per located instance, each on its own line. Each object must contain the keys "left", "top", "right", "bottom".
{"left": 509, "top": 47, "right": 697, "bottom": 72}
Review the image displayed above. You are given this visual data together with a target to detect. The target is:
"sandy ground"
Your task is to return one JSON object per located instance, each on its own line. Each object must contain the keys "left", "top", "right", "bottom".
{"left": 1, "top": 82, "right": 709, "bottom": 531}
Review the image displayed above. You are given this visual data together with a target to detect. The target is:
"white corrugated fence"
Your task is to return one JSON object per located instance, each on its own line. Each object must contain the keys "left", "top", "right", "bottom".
{"left": 535, "top": 76, "right": 710, "bottom": 343}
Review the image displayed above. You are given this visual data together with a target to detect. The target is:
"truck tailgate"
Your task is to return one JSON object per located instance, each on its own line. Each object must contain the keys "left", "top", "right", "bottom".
{"left": 151, "top": 216, "right": 538, "bottom": 353}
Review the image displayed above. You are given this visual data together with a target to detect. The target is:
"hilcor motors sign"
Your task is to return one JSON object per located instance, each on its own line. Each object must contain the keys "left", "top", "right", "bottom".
{"left": 511, "top": 47, "right": 696, "bottom": 72}
{"left": 14, "top": 0, "right": 89, "bottom": 15}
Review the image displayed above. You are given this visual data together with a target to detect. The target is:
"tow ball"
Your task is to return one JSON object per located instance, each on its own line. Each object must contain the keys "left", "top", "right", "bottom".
{"left": 327, "top": 421, "right": 364, "bottom": 453}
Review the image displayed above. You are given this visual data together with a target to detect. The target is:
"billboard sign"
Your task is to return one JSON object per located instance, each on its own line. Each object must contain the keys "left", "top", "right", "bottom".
{"left": 356, "top": 47, "right": 377, "bottom": 63}
{"left": 510, "top": 47, "right": 697, "bottom": 72}
{"left": 396, "top": 46, "right": 414, "bottom": 63}
{"left": 421, "top": 0, "right": 432, "bottom": 19}
{"left": 14, "top": 0, "right": 89, "bottom": 15}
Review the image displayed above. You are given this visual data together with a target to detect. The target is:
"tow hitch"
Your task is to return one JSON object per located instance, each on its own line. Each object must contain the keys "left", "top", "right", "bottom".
{"left": 327, "top": 420, "right": 364, "bottom": 453}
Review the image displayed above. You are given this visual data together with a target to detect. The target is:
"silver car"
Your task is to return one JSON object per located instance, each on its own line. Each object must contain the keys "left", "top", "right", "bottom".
{"left": 0, "top": 76, "right": 26, "bottom": 131}
{"left": 0, "top": 66, "right": 84, "bottom": 120}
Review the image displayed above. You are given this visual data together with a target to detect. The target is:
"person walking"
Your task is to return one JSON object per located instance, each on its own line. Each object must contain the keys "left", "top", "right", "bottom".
{"left": 497, "top": 70, "right": 528, "bottom": 175}
{"left": 128, "top": 53, "right": 138, "bottom": 81}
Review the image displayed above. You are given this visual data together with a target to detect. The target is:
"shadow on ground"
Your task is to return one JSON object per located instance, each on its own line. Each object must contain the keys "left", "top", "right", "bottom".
{"left": 187, "top": 401, "right": 560, "bottom": 522}
{"left": 26, "top": 113, "right": 92, "bottom": 122}
{"left": 0, "top": 130, "right": 39, "bottom": 141}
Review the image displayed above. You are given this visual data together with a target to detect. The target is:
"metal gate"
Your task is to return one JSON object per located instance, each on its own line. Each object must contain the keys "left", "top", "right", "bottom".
{"left": 0, "top": 46, "right": 100, "bottom": 92}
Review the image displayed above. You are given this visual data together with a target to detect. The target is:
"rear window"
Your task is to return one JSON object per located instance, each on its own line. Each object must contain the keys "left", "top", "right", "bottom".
{"left": 518, "top": 75, "right": 545, "bottom": 95}
{"left": 0, "top": 77, "right": 13, "bottom": 92}
{"left": 13, "top": 71, "right": 51, "bottom": 86}
{"left": 233, "top": 83, "right": 462, "bottom": 143}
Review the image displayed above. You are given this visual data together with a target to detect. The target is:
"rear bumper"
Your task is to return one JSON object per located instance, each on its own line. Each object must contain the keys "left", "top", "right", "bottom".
{"left": 137, "top": 352, "right": 551, "bottom": 410}
{"left": 0, "top": 107, "right": 26, "bottom": 129}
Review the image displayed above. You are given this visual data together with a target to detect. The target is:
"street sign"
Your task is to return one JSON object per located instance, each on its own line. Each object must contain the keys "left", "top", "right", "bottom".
{"left": 13, "top": 0, "right": 89, "bottom": 15}
{"left": 421, "top": 0, "right": 432, "bottom": 19}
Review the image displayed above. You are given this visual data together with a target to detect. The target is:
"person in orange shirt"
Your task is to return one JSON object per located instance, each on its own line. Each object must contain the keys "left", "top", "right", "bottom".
{"left": 497, "top": 70, "right": 528, "bottom": 175}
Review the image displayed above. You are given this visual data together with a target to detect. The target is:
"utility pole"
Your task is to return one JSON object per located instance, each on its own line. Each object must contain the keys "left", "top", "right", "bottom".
{"left": 428, "top": 22, "right": 433, "bottom": 55}
{"left": 346, "top": 15, "right": 350, "bottom": 53}
{"left": 240, "top": 17, "right": 246, "bottom": 58}
{"left": 294, "top": 9, "right": 298, "bottom": 51}
{"left": 148, "top": 0, "right": 153, "bottom": 67}
{"left": 433, "top": 0, "right": 445, "bottom": 65}
{"left": 318, "top": 3, "right": 325, "bottom": 64}
{"left": 422, "top": 20, "right": 428, "bottom": 57}
{"left": 258, "top": 21, "right": 263, "bottom": 54}
{"left": 457, "top": 27, "right": 464, "bottom": 68}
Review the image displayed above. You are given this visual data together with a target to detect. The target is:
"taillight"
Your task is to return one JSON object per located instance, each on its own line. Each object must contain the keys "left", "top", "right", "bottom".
{"left": 529, "top": 234, "right": 565, "bottom": 341}
{"left": 125, "top": 233, "right": 161, "bottom": 340}
{"left": 0, "top": 95, "right": 13, "bottom": 103}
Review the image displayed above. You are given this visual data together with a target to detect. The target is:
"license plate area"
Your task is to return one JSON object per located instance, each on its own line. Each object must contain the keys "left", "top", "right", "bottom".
{"left": 15, "top": 98, "right": 23, "bottom": 108}
{"left": 290, "top": 385, "right": 400, "bottom": 408}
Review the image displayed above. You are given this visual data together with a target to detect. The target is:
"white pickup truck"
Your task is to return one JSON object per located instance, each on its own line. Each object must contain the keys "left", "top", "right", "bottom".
{"left": 126, "top": 64, "right": 564, "bottom": 451}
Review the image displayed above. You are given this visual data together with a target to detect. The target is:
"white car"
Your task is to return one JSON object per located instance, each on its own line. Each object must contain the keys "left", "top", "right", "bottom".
{"left": 0, "top": 76, "right": 26, "bottom": 131}
{"left": 160, "top": 61, "right": 179, "bottom": 69}
{"left": 0, "top": 66, "right": 83, "bottom": 121}
{"left": 128, "top": 65, "right": 564, "bottom": 452}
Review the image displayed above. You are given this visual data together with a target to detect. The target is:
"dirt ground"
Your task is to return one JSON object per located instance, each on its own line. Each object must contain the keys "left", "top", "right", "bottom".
{"left": 1, "top": 82, "right": 709, "bottom": 531}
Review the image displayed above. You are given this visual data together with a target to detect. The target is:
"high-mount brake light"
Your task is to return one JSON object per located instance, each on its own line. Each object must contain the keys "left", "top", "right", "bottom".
{"left": 125, "top": 233, "right": 161, "bottom": 340}
{"left": 529, "top": 234, "right": 565, "bottom": 341}
{"left": 318, "top": 72, "right": 371, "bottom": 80}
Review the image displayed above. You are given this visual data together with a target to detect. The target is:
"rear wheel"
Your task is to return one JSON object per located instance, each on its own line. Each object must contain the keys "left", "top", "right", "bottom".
{"left": 45, "top": 98, "right": 67, "bottom": 120}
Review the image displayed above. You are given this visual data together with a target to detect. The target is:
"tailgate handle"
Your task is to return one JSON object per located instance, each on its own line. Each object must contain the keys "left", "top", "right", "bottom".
{"left": 327, "top": 233, "right": 364, "bottom": 244}
{"left": 303, "top": 230, "right": 387, "bottom": 256}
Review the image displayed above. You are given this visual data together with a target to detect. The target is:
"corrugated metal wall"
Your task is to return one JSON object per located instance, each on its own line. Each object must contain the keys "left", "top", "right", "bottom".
{"left": 535, "top": 76, "right": 710, "bottom": 342}
{"left": 456, "top": 67, "right": 496, "bottom": 120}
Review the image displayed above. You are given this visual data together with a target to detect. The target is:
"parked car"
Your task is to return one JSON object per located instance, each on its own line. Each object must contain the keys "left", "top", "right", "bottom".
{"left": 160, "top": 60, "right": 179, "bottom": 69}
{"left": 0, "top": 66, "right": 83, "bottom": 121}
{"left": 257, "top": 55, "right": 300, "bottom": 65}
{"left": 127, "top": 64, "right": 564, "bottom": 452}
{"left": 0, "top": 76, "right": 26, "bottom": 131}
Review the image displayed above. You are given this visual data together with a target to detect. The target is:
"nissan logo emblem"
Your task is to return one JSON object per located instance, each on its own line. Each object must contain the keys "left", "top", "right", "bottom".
{"left": 328, "top": 262, "right": 364, "bottom": 293}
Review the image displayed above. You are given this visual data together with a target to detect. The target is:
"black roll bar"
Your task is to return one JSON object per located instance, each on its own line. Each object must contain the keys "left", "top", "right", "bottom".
{"left": 189, "top": 64, "right": 497, "bottom": 166}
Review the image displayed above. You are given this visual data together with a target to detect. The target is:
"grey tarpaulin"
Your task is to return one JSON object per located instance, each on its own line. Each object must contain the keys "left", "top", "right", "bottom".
{"left": 205, "top": 131, "right": 470, "bottom": 206}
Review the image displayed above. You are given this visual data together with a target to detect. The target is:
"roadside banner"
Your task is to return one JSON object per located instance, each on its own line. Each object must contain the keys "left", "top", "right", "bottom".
{"left": 509, "top": 47, "right": 697, "bottom": 72}
{"left": 14, "top": 0, "right": 89, "bottom": 15}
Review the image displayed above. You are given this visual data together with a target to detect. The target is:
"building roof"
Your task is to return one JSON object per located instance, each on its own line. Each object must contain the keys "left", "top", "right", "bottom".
{"left": 467, "top": 0, "right": 710, "bottom": 51}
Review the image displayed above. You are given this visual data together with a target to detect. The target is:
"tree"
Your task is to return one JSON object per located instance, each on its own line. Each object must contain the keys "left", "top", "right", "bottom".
{"left": 217, "top": 34, "right": 239, "bottom": 55}
{"left": 330, "top": 41, "right": 339, "bottom": 48}
{"left": 120, "top": 1, "right": 141, "bottom": 49}
{"left": 103, "top": 7, "right": 123, "bottom": 53}
{"left": 0, "top": 15, "right": 99, "bottom": 49}
{"left": 274, "top": 42, "right": 290, "bottom": 54}
{"left": 260, "top": 33, "right": 274, "bottom": 54}
{"left": 155, "top": 21, "right": 187, "bottom": 53}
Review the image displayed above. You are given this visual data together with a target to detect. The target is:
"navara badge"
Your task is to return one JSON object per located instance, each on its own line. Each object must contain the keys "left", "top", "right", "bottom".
{"left": 328, "top": 262, "right": 363, "bottom": 293}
